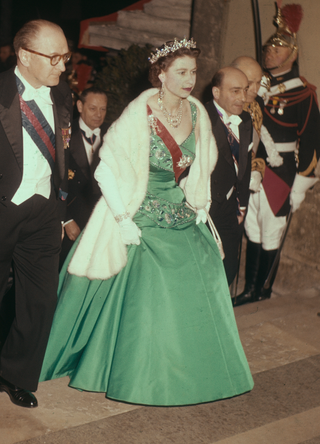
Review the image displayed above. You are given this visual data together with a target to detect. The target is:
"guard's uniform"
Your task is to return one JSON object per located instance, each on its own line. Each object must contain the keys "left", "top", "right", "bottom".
{"left": 234, "top": 2, "right": 320, "bottom": 307}
{"left": 245, "top": 66, "right": 320, "bottom": 250}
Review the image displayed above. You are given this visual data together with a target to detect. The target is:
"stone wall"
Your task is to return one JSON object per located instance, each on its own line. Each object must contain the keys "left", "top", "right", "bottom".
{"left": 275, "top": 182, "right": 320, "bottom": 295}
{"left": 191, "top": 0, "right": 229, "bottom": 100}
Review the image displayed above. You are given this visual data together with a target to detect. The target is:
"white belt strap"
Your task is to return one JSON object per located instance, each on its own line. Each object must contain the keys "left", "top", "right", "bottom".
{"left": 258, "top": 76, "right": 304, "bottom": 104}
{"left": 274, "top": 142, "right": 297, "bottom": 153}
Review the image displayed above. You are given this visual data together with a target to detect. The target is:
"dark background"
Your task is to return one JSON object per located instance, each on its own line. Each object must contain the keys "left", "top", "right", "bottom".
{"left": 0, "top": 0, "right": 138, "bottom": 47}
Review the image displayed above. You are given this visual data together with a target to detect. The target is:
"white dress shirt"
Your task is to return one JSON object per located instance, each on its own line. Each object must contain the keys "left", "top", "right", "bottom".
{"left": 79, "top": 117, "right": 101, "bottom": 165}
{"left": 214, "top": 100, "right": 242, "bottom": 140}
{"left": 214, "top": 100, "right": 243, "bottom": 201}
{"left": 12, "top": 67, "right": 55, "bottom": 205}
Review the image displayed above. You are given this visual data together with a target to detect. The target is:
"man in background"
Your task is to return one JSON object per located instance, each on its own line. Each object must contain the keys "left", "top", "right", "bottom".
{"left": 61, "top": 87, "right": 108, "bottom": 267}
{"left": 205, "top": 66, "right": 252, "bottom": 285}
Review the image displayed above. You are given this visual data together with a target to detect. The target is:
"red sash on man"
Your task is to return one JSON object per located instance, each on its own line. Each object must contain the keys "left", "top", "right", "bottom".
{"left": 16, "top": 75, "right": 56, "bottom": 172}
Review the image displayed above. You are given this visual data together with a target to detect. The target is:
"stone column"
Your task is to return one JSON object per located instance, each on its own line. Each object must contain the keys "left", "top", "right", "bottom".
{"left": 191, "top": 0, "right": 229, "bottom": 101}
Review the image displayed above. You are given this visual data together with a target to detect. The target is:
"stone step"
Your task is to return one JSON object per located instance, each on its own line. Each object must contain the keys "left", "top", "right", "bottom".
{"left": 144, "top": 0, "right": 192, "bottom": 20}
{"left": 88, "top": 23, "right": 165, "bottom": 50}
{"left": 145, "top": 0, "right": 192, "bottom": 7}
{"left": 117, "top": 10, "right": 190, "bottom": 38}
{"left": 87, "top": 0, "right": 192, "bottom": 51}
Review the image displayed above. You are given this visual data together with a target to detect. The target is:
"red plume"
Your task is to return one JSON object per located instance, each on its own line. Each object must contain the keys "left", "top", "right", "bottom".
{"left": 281, "top": 4, "right": 303, "bottom": 33}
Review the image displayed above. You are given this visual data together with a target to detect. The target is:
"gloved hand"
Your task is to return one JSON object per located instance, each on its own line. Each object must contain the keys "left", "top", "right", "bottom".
{"left": 249, "top": 171, "right": 262, "bottom": 193}
{"left": 118, "top": 218, "right": 142, "bottom": 245}
{"left": 196, "top": 209, "right": 207, "bottom": 225}
{"left": 290, "top": 191, "right": 305, "bottom": 213}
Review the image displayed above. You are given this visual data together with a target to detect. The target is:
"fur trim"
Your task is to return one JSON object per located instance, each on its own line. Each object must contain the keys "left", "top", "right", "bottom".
{"left": 68, "top": 89, "right": 218, "bottom": 280}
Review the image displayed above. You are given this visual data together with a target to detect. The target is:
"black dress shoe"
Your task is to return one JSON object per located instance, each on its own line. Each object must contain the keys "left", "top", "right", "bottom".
{"left": 0, "top": 376, "right": 38, "bottom": 408}
{"left": 233, "top": 289, "right": 255, "bottom": 307}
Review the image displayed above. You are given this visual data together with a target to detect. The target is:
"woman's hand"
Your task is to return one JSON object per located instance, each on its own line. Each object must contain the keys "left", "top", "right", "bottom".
{"left": 196, "top": 209, "right": 207, "bottom": 224}
{"left": 118, "top": 218, "right": 142, "bottom": 245}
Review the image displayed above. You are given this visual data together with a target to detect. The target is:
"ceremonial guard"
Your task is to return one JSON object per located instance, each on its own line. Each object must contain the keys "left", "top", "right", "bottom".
{"left": 235, "top": 3, "right": 320, "bottom": 306}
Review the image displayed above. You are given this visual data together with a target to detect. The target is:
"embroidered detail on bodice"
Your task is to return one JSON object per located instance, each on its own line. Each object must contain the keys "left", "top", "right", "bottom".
{"left": 148, "top": 102, "right": 197, "bottom": 173}
{"left": 139, "top": 193, "right": 196, "bottom": 228}
{"left": 150, "top": 136, "right": 173, "bottom": 170}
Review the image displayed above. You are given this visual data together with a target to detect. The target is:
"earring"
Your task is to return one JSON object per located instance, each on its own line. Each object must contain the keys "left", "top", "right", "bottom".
{"left": 159, "top": 82, "right": 165, "bottom": 100}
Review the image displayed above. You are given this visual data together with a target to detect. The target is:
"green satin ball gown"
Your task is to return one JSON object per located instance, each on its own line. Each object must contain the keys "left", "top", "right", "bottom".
{"left": 40, "top": 102, "right": 254, "bottom": 406}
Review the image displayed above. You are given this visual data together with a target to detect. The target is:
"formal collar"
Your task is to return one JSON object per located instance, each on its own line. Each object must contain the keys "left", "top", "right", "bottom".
{"left": 79, "top": 117, "right": 101, "bottom": 138}
{"left": 15, "top": 66, "right": 53, "bottom": 105}
{"left": 214, "top": 100, "right": 242, "bottom": 126}
{"left": 266, "top": 66, "right": 299, "bottom": 86}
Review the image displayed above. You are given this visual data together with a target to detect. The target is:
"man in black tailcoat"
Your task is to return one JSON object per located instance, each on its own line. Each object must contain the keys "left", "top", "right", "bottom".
{"left": 205, "top": 66, "right": 252, "bottom": 285}
{"left": 60, "top": 87, "right": 108, "bottom": 268}
{"left": 0, "top": 19, "right": 72, "bottom": 408}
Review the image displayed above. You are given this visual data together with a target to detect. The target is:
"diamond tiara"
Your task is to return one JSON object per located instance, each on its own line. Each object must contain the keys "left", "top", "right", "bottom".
{"left": 148, "top": 38, "right": 197, "bottom": 64}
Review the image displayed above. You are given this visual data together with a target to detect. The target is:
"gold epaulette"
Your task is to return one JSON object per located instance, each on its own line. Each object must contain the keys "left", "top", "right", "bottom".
{"left": 243, "top": 100, "right": 263, "bottom": 137}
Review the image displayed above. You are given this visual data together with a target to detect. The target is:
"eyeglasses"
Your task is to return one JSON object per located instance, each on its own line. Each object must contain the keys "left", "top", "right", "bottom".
{"left": 22, "top": 47, "right": 72, "bottom": 66}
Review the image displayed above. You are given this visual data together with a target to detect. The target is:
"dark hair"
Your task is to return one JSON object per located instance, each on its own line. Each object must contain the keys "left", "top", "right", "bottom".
{"left": 13, "top": 19, "right": 63, "bottom": 54}
{"left": 148, "top": 46, "right": 201, "bottom": 88}
{"left": 79, "top": 86, "right": 108, "bottom": 104}
{"left": 211, "top": 70, "right": 225, "bottom": 88}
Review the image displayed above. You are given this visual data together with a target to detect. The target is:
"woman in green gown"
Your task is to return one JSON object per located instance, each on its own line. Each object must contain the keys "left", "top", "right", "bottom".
{"left": 40, "top": 39, "right": 254, "bottom": 406}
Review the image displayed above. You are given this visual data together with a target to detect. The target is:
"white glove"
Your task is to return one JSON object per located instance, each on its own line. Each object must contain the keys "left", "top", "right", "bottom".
{"left": 290, "top": 191, "right": 305, "bottom": 213}
{"left": 196, "top": 209, "right": 207, "bottom": 224}
{"left": 249, "top": 171, "right": 262, "bottom": 193}
{"left": 290, "top": 174, "right": 319, "bottom": 212}
{"left": 118, "top": 218, "right": 142, "bottom": 245}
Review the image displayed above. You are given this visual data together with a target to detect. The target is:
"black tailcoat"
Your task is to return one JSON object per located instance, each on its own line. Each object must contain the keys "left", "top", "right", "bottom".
{"left": 205, "top": 101, "right": 252, "bottom": 284}
{"left": 0, "top": 67, "right": 72, "bottom": 391}
{"left": 60, "top": 118, "right": 108, "bottom": 266}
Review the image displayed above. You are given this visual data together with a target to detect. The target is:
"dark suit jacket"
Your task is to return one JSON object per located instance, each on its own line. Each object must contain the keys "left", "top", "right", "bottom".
{"left": 0, "top": 67, "right": 72, "bottom": 220}
{"left": 66, "top": 118, "right": 108, "bottom": 229}
{"left": 205, "top": 101, "right": 252, "bottom": 216}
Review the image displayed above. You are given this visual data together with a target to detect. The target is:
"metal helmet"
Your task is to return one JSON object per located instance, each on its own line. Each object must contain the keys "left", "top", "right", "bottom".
{"left": 263, "top": 2, "right": 303, "bottom": 70}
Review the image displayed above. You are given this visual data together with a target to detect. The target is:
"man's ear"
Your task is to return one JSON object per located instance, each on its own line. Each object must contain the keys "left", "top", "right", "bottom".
{"left": 18, "top": 48, "right": 30, "bottom": 67}
{"left": 76, "top": 100, "right": 83, "bottom": 114}
{"left": 212, "top": 86, "right": 220, "bottom": 101}
{"left": 291, "top": 49, "right": 298, "bottom": 63}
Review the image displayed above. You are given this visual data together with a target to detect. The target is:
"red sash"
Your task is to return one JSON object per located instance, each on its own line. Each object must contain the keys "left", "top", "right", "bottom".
{"left": 147, "top": 105, "right": 186, "bottom": 182}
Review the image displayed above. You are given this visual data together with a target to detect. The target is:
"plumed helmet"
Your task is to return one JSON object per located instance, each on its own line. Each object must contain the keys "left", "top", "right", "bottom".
{"left": 264, "top": 2, "right": 303, "bottom": 68}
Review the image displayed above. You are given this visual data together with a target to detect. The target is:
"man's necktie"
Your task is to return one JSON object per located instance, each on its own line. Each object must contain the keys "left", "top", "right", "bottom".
{"left": 81, "top": 129, "right": 97, "bottom": 146}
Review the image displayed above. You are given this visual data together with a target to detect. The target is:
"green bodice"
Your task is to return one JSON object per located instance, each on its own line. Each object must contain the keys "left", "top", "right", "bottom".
{"left": 135, "top": 102, "right": 198, "bottom": 229}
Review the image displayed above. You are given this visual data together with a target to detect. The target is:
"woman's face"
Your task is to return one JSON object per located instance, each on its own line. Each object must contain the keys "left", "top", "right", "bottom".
{"left": 160, "top": 56, "right": 197, "bottom": 99}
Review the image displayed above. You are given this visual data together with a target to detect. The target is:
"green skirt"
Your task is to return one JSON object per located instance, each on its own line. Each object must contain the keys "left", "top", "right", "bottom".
{"left": 40, "top": 219, "right": 253, "bottom": 406}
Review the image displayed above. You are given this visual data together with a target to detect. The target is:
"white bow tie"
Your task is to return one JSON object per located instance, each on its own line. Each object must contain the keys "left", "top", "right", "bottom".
{"left": 23, "top": 86, "right": 53, "bottom": 106}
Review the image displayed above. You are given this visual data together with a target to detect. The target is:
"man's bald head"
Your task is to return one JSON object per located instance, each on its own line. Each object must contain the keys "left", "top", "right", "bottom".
{"left": 231, "top": 56, "right": 262, "bottom": 103}
{"left": 211, "top": 66, "right": 249, "bottom": 116}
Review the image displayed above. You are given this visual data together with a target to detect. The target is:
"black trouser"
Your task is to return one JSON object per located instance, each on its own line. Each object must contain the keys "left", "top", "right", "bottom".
{"left": 209, "top": 193, "right": 243, "bottom": 286}
{"left": 0, "top": 193, "right": 61, "bottom": 391}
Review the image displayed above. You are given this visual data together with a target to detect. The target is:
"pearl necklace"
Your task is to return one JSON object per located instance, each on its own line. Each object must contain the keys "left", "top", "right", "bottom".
{"left": 158, "top": 93, "right": 183, "bottom": 128}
